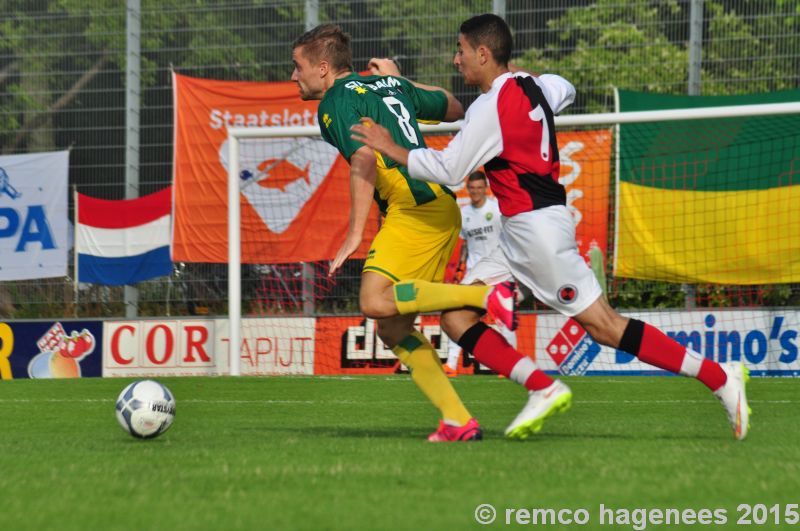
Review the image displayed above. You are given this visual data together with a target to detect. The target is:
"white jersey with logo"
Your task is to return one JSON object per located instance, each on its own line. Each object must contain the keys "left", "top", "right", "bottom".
{"left": 460, "top": 197, "right": 502, "bottom": 271}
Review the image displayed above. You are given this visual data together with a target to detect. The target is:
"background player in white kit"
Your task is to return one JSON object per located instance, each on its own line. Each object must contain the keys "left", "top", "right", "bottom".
{"left": 443, "top": 171, "right": 517, "bottom": 376}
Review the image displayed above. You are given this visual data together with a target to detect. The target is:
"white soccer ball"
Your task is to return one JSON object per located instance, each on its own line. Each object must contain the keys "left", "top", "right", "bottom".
{"left": 115, "top": 380, "right": 176, "bottom": 439}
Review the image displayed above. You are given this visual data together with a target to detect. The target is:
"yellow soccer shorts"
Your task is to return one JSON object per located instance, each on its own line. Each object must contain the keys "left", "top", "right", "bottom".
{"left": 363, "top": 194, "right": 460, "bottom": 283}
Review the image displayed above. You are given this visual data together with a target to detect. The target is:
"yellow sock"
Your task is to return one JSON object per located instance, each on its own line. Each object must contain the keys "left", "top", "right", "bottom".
{"left": 393, "top": 331, "right": 473, "bottom": 426}
{"left": 393, "top": 280, "right": 490, "bottom": 315}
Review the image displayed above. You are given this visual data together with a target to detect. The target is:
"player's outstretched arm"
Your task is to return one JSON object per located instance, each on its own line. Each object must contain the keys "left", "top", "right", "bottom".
{"left": 368, "top": 57, "right": 463, "bottom": 121}
{"left": 329, "top": 146, "right": 377, "bottom": 277}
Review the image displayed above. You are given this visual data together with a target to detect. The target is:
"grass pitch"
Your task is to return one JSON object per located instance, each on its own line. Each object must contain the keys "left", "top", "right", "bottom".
{"left": 1, "top": 375, "right": 798, "bottom": 530}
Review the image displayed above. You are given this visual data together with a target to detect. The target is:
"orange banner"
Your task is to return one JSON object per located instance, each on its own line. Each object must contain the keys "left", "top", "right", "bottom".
{"left": 558, "top": 130, "right": 612, "bottom": 263}
{"left": 313, "top": 314, "right": 537, "bottom": 375}
{"left": 171, "top": 72, "right": 378, "bottom": 263}
{"left": 441, "top": 130, "right": 611, "bottom": 275}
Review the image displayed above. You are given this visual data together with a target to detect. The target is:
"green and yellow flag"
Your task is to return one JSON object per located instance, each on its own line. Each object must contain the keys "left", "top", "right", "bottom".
{"left": 614, "top": 90, "right": 800, "bottom": 285}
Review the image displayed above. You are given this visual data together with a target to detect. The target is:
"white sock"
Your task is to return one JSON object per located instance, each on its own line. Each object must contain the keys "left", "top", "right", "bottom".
{"left": 679, "top": 348, "right": 704, "bottom": 378}
{"left": 445, "top": 333, "right": 461, "bottom": 368}
{"left": 509, "top": 357, "right": 537, "bottom": 387}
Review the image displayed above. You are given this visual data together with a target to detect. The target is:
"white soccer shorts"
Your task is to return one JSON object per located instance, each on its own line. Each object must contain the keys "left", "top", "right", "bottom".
{"left": 461, "top": 205, "right": 603, "bottom": 317}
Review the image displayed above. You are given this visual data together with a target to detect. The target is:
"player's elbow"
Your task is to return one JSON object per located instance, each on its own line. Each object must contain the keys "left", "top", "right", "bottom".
{"left": 437, "top": 164, "right": 469, "bottom": 187}
{"left": 562, "top": 81, "right": 576, "bottom": 109}
{"left": 443, "top": 95, "right": 465, "bottom": 121}
{"left": 408, "top": 150, "right": 466, "bottom": 187}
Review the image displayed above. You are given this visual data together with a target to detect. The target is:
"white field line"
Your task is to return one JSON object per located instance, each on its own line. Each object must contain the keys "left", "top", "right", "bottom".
{"left": 197, "top": 375, "right": 800, "bottom": 385}
{"left": 0, "top": 398, "right": 794, "bottom": 405}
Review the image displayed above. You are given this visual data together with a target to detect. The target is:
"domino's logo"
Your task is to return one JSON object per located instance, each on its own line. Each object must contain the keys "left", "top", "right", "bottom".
{"left": 545, "top": 318, "right": 601, "bottom": 375}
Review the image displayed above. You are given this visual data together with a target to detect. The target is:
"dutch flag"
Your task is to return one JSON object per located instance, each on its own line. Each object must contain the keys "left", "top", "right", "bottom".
{"left": 76, "top": 187, "right": 173, "bottom": 285}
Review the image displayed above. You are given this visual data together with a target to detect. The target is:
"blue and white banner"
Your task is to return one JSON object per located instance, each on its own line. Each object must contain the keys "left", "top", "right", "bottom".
{"left": 536, "top": 310, "right": 800, "bottom": 377}
{"left": 0, "top": 150, "right": 69, "bottom": 280}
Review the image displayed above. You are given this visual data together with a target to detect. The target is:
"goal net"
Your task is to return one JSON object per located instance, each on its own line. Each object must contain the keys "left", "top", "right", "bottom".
{"left": 224, "top": 99, "right": 800, "bottom": 378}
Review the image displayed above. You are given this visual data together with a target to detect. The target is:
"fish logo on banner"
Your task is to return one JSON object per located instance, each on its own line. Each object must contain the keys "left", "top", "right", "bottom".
{"left": 218, "top": 138, "right": 339, "bottom": 234}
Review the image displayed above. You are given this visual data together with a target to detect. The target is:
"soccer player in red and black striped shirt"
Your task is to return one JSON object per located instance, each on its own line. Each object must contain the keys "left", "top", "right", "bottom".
{"left": 352, "top": 13, "right": 750, "bottom": 441}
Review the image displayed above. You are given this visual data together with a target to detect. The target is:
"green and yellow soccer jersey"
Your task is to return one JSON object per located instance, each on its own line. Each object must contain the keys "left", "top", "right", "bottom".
{"left": 318, "top": 72, "right": 454, "bottom": 214}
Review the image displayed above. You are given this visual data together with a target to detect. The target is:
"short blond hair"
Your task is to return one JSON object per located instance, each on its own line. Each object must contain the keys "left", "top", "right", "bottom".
{"left": 292, "top": 24, "right": 353, "bottom": 72}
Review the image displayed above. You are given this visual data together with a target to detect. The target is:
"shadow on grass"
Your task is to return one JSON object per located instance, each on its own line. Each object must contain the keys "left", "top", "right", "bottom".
{"left": 239, "top": 424, "right": 429, "bottom": 439}
{"left": 118, "top": 436, "right": 173, "bottom": 444}
{"left": 237, "top": 424, "right": 722, "bottom": 442}
{"left": 541, "top": 430, "right": 722, "bottom": 442}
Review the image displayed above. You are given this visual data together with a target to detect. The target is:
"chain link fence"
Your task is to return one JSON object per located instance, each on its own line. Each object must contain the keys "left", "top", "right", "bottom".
{"left": 0, "top": 0, "right": 798, "bottom": 318}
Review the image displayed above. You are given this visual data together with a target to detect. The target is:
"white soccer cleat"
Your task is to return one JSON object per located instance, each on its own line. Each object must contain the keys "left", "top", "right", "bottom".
{"left": 713, "top": 361, "right": 751, "bottom": 441}
{"left": 505, "top": 380, "right": 572, "bottom": 440}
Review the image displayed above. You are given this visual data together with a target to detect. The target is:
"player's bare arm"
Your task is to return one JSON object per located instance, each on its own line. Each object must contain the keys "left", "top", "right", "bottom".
{"left": 329, "top": 146, "right": 377, "bottom": 277}
{"left": 350, "top": 118, "right": 410, "bottom": 166}
{"left": 368, "top": 57, "right": 464, "bottom": 121}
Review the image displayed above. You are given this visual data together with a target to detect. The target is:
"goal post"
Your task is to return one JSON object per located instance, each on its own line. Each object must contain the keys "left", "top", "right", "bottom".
{"left": 224, "top": 121, "right": 466, "bottom": 376}
{"left": 225, "top": 100, "right": 800, "bottom": 377}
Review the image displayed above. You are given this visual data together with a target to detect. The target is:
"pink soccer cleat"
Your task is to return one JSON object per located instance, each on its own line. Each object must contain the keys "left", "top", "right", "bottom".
{"left": 427, "top": 418, "right": 483, "bottom": 442}
{"left": 486, "top": 281, "right": 519, "bottom": 331}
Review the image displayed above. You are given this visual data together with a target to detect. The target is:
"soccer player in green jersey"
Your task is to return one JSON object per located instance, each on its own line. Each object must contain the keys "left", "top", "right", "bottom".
{"left": 291, "top": 24, "right": 483, "bottom": 441}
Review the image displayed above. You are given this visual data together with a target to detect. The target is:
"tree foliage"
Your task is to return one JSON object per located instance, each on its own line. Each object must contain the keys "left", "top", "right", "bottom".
{"left": 702, "top": 0, "right": 800, "bottom": 94}
{"left": 373, "top": 0, "right": 488, "bottom": 87}
{"left": 514, "top": 0, "right": 800, "bottom": 113}
{"left": 0, "top": 0, "right": 310, "bottom": 152}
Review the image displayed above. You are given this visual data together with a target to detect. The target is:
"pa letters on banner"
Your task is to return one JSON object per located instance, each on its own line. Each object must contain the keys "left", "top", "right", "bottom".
{"left": 0, "top": 150, "right": 69, "bottom": 280}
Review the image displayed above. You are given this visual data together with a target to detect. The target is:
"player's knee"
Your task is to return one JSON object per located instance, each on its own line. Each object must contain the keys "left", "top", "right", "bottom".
{"left": 358, "top": 298, "right": 380, "bottom": 319}
{"left": 441, "top": 310, "right": 480, "bottom": 343}
{"left": 358, "top": 295, "right": 390, "bottom": 320}
{"left": 581, "top": 311, "right": 626, "bottom": 347}
{"left": 358, "top": 279, "right": 398, "bottom": 319}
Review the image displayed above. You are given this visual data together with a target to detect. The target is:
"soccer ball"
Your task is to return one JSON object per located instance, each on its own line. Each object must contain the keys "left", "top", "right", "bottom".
{"left": 115, "top": 380, "right": 176, "bottom": 439}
